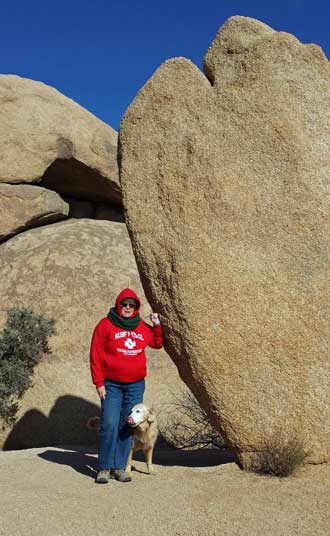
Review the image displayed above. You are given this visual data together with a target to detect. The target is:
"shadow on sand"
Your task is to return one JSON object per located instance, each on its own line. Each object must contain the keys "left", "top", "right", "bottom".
{"left": 38, "top": 445, "right": 237, "bottom": 480}
{"left": 3, "top": 395, "right": 100, "bottom": 451}
{"left": 4, "top": 393, "right": 237, "bottom": 479}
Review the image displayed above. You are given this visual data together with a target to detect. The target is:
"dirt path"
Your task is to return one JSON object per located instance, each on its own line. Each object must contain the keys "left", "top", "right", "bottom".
{"left": 0, "top": 446, "right": 329, "bottom": 536}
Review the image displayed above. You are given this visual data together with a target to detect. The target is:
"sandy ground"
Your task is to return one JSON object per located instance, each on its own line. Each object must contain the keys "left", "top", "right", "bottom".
{"left": 0, "top": 446, "right": 329, "bottom": 536}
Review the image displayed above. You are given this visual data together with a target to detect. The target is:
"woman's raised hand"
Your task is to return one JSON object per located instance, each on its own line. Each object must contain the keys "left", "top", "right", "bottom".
{"left": 150, "top": 313, "right": 160, "bottom": 325}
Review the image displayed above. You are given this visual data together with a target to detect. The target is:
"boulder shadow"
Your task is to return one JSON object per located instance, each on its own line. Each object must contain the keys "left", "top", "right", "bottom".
{"left": 37, "top": 444, "right": 236, "bottom": 480}
{"left": 131, "top": 446, "right": 237, "bottom": 471}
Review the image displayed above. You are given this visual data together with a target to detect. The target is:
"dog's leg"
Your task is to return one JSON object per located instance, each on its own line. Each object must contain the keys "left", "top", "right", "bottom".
{"left": 144, "top": 447, "right": 156, "bottom": 475}
{"left": 125, "top": 446, "right": 134, "bottom": 474}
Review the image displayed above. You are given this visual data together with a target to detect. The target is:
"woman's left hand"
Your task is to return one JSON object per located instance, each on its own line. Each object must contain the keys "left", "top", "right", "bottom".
{"left": 150, "top": 313, "right": 160, "bottom": 325}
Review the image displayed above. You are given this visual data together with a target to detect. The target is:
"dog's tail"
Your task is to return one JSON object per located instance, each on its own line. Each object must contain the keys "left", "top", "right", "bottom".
{"left": 148, "top": 407, "right": 157, "bottom": 423}
{"left": 86, "top": 416, "right": 101, "bottom": 431}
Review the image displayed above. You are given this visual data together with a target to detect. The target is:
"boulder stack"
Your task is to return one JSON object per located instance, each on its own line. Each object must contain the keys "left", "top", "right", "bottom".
{"left": 0, "top": 76, "right": 181, "bottom": 449}
{"left": 0, "top": 75, "right": 120, "bottom": 202}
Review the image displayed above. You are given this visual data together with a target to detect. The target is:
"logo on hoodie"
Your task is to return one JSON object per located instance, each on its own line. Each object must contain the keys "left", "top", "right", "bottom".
{"left": 115, "top": 331, "right": 145, "bottom": 356}
{"left": 124, "top": 338, "right": 136, "bottom": 350}
{"left": 115, "top": 331, "right": 144, "bottom": 342}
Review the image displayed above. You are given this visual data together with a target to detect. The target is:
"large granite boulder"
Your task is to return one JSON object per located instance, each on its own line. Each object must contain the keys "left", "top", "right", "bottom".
{"left": 0, "top": 184, "right": 69, "bottom": 242}
{"left": 0, "top": 75, "right": 120, "bottom": 204}
{"left": 119, "top": 16, "right": 330, "bottom": 465}
{"left": 0, "top": 219, "right": 180, "bottom": 449}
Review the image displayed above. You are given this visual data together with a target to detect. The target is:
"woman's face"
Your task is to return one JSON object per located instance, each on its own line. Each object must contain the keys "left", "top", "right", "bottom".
{"left": 120, "top": 299, "right": 137, "bottom": 318}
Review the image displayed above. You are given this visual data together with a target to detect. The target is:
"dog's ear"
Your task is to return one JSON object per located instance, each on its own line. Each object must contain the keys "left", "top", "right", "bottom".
{"left": 147, "top": 408, "right": 156, "bottom": 423}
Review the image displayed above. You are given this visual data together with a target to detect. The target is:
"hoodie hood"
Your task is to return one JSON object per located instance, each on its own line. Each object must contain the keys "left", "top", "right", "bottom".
{"left": 115, "top": 288, "right": 141, "bottom": 317}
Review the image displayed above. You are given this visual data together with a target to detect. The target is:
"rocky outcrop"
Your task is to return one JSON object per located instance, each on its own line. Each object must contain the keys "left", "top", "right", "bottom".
{"left": 0, "top": 219, "right": 181, "bottom": 449}
{"left": 0, "top": 73, "right": 183, "bottom": 449}
{"left": 0, "top": 75, "right": 124, "bottom": 241}
{"left": 0, "top": 75, "right": 120, "bottom": 204}
{"left": 119, "top": 16, "right": 330, "bottom": 465}
{"left": 0, "top": 184, "right": 69, "bottom": 242}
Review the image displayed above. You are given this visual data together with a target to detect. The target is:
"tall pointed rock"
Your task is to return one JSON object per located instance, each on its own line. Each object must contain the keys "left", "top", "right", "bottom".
{"left": 119, "top": 16, "right": 330, "bottom": 466}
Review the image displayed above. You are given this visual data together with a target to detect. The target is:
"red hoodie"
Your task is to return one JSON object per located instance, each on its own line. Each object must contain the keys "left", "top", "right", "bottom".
{"left": 90, "top": 288, "right": 163, "bottom": 386}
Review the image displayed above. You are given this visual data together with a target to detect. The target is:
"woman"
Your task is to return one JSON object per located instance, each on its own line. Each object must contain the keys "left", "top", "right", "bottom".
{"left": 90, "top": 288, "right": 163, "bottom": 483}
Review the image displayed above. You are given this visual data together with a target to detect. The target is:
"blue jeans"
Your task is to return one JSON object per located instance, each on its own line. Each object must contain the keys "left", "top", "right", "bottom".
{"left": 98, "top": 378, "right": 145, "bottom": 470}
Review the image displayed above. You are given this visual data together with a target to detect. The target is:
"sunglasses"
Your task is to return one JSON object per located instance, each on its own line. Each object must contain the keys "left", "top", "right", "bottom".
{"left": 121, "top": 301, "right": 136, "bottom": 309}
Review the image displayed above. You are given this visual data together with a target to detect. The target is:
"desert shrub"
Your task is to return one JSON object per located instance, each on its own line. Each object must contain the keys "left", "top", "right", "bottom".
{"left": 159, "top": 389, "right": 225, "bottom": 449}
{"left": 250, "top": 434, "right": 308, "bottom": 477}
{"left": 0, "top": 308, "right": 55, "bottom": 426}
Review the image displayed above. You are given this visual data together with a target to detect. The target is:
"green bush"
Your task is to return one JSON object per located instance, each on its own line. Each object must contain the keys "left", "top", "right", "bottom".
{"left": 251, "top": 434, "right": 308, "bottom": 477}
{"left": 0, "top": 308, "right": 55, "bottom": 426}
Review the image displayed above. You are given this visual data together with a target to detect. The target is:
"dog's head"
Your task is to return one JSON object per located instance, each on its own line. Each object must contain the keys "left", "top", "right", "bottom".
{"left": 127, "top": 403, "right": 156, "bottom": 428}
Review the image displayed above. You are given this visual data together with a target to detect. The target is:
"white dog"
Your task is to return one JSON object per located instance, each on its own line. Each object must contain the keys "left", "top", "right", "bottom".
{"left": 126, "top": 403, "right": 158, "bottom": 475}
{"left": 87, "top": 403, "right": 158, "bottom": 475}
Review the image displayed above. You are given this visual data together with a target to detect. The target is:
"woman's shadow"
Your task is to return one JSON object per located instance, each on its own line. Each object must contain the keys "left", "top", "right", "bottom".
{"left": 4, "top": 395, "right": 100, "bottom": 479}
{"left": 38, "top": 446, "right": 99, "bottom": 478}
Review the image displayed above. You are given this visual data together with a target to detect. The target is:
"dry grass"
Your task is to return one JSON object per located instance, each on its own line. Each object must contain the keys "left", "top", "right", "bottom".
{"left": 250, "top": 434, "right": 308, "bottom": 477}
{"left": 159, "top": 389, "right": 224, "bottom": 450}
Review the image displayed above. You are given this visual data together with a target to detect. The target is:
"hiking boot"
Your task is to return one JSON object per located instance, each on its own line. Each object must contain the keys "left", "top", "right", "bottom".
{"left": 110, "top": 469, "right": 132, "bottom": 482}
{"left": 95, "top": 469, "right": 110, "bottom": 484}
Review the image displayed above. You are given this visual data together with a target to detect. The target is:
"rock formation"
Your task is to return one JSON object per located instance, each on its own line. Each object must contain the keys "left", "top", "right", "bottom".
{"left": 119, "top": 16, "right": 330, "bottom": 465}
{"left": 0, "top": 219, "right": 180, "bottom": 449}
{"left": 0, "top": 76, "right": 182, "bottom": 450}
{"left": 0, "top": 184, "right": 69, "bottom": 242}
{"left": 0, "top": 75, "right": 120, "bottom": 203}
{"left": 0, "top": 75, "right": 124, "bottom": 243}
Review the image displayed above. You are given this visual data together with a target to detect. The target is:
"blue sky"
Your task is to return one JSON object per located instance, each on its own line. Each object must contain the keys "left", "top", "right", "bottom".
{"left": 1, "top": 1, "right": 330, "bottom": 131}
